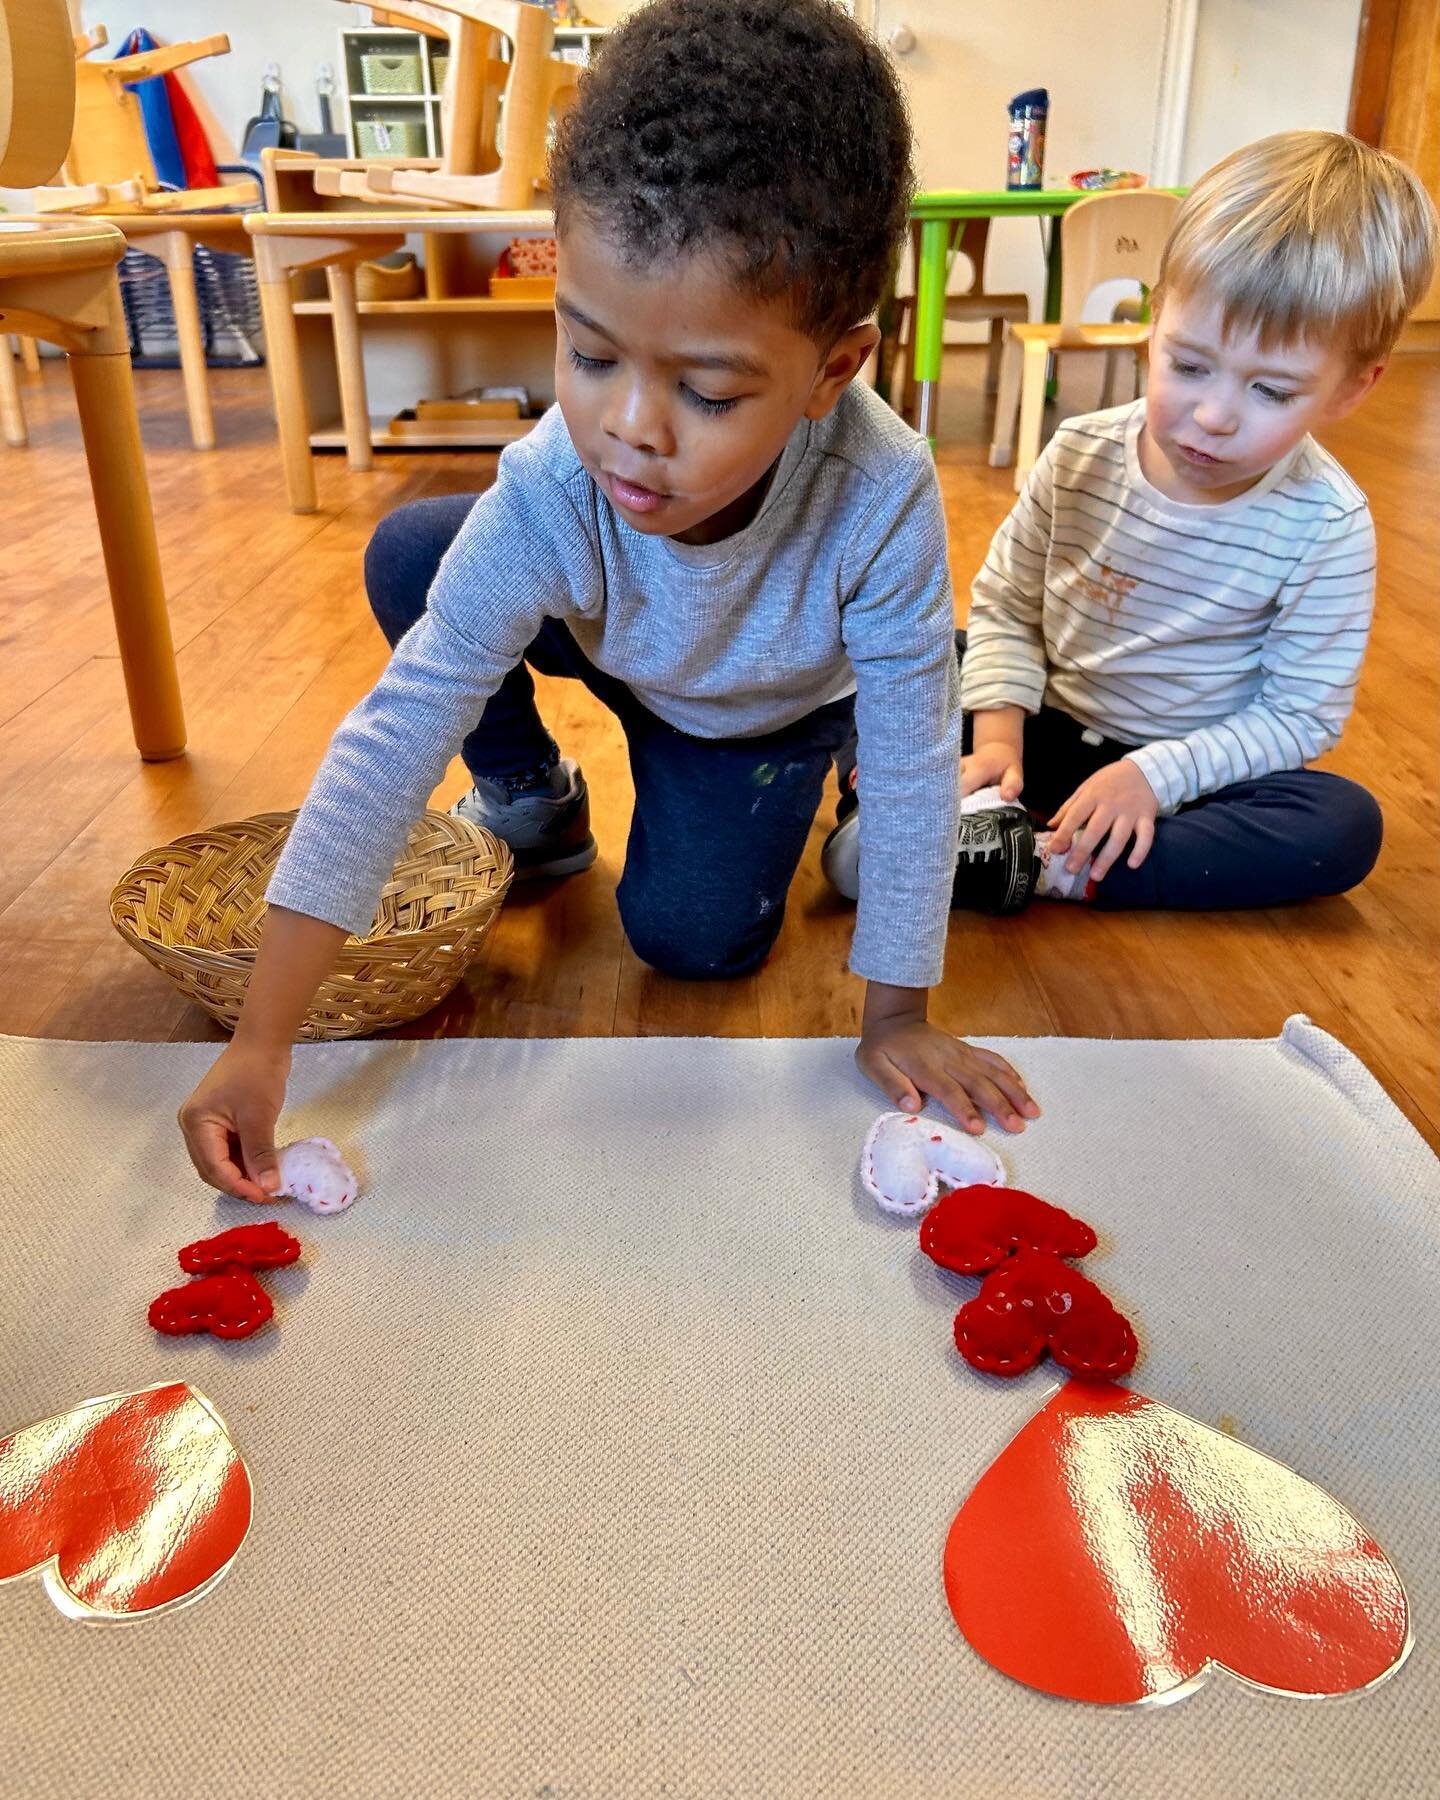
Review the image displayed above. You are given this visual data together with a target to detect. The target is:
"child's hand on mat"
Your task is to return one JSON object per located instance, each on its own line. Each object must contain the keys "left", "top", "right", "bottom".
{"left": 858, "top": 1011, "right": 1038, "bottom": 1135}
{"left": 1048, "top": 759, "right": 1159, "bottom": 882}
{"left": 178, "top": 1044, "right": 293, "bottom": 1202}
{"left": 960, "top": 742, "right": 1024, "bottom": 801}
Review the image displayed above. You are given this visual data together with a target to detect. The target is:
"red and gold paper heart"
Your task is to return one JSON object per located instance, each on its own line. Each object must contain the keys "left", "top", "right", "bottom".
{"left": 0, "top": 1382, "right": 252, "bottom": 1622}
{"left": 944, "top": 1380, "right": 1410, "bottom": 1705}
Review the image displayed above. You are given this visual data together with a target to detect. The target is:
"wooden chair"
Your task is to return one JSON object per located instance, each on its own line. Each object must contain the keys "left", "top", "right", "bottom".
{"left": 26, "top": 26, "right": 260, "bottom": 449}
{"left": 0, "top": 0, "right": 186, "bottom": 758}
{"left": 310, "top": 0, "right": 578, "bottom": 213}
{"left": 884, "top": 218, "right": 1029, "bottom": 429}
{"left": 989, "top": 189, "right": 1182, "bottom": 489}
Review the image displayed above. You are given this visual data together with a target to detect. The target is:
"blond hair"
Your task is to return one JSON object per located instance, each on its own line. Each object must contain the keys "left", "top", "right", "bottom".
{"left": 1157, "top": 130, "right": 1439, "bottom": 365}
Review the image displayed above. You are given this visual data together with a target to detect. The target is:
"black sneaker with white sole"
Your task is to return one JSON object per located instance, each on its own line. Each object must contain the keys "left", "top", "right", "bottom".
{"left": 450, "top": 756, "right": 598, "bottom": 879}
{"left": 953, "top": 803, "right": 1039, "bottom": 914}
{"left": 821, "top": 795, "right": 1039, "bottom": 914}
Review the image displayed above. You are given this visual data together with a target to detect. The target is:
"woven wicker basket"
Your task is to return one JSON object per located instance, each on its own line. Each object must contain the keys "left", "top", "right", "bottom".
{"left": 359, "top": 51, "right": 423, "bottom": 93}
{"left": 110, "top": 810, "right": 513, "bottom": 1040}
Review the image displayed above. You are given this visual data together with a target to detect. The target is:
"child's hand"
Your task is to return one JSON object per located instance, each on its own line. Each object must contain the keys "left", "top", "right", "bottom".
{"left": 857, "top": 1017, "right": 1039, "bottom": 1135}
{"left": 1048, "top": 760, "right": 1159, "bottom": 881}
{"left": 960, "top": 742, "right": 1024, "bottom": 800}
{"left": 178, "top": 1043, "right": 293, "bottom": 1202}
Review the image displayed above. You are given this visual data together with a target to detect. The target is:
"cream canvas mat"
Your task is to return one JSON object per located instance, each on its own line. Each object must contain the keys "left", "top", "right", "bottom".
{"left": 0, "top": 1018, "right": 1436, "bottom": 1799}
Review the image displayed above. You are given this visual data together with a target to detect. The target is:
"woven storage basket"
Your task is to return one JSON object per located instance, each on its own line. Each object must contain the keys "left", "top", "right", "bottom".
{"left": 110, "top": 810, "right": 513, "bottom": 1040}
{"left": 360, "top": 51, "right": 423, "bottom": 93}
{"left": 356, "top": 117, "right": 428, "bottom": 157}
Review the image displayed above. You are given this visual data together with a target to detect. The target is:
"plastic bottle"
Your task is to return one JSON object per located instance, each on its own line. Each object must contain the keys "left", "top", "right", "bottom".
{"left": 1007, "top": 88, "right": 1049, "bottom": 191}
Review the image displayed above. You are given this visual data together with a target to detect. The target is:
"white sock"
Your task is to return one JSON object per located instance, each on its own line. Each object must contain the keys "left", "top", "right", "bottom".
{"left": 1034, "top": 830, "right": 1095, "bottom": 902}
{"left": 960, "top": 784, "right": 1014, "bottom": 816}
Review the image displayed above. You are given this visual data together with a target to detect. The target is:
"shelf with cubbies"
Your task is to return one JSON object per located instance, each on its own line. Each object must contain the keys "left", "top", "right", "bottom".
{"left": 341, "top": 27, "right": 444, "bottom": 157}
{"left": 338, "top": 22, "right": 610, "bottom": 160}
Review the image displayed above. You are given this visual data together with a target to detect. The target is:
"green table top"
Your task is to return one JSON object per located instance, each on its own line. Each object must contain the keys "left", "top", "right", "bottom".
{"left": 911, "top": 186, "right": 1185, "bottom": 219}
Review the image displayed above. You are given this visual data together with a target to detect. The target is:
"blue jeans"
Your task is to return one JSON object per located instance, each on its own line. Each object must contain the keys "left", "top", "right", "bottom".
{"left": 366, "top": 495, "right": 856, "bottom": 978}
{"left": 963, "top": 678, "right": 1384, "bottom": 909}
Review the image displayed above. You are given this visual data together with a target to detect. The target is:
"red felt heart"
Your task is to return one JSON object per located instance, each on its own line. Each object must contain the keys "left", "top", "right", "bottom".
{"left": 945, "top": 1380, "right": 1411, "bottom": 1705}
{"left": 178, "top": 1221, "right": 301, "bottom": 1276}
{"left": 954, "top": 1249, "right": 1137, "bottom": 1378}
{"left": 149, "top": 1270, "right": 274, "bottom": 1340}
{"left": 920, "top": 1183, "right": 1097, "bottom": 1275}
{"left": 0, "top": 1382, "right": 252, "bottom": 1621}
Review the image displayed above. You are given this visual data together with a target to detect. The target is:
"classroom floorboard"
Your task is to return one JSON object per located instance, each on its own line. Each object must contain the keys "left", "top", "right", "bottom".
{"left": 1, "top": 346, "right": 1435, "bottom": 1146}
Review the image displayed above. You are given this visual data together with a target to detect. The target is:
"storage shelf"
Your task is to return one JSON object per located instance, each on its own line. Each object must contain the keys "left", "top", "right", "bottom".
{"left": 309, "top": 414, "right": 538, "bottom": 451}
{"left": 294, "top": 297, "right": 556, "bottom": 316}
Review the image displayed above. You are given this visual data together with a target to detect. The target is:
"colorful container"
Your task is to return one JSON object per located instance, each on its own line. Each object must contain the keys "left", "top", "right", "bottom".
{"left": 1007, "top": 87, "right": 1049, "bottom": 191}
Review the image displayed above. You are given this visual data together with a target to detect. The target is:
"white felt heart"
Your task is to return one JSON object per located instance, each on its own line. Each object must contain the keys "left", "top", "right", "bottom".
{"left": 274, "top": 1138, "right": 358, "bottom": 1216}
{"left": 860, "top": 1112, "right": 1005, "bottom": 1217}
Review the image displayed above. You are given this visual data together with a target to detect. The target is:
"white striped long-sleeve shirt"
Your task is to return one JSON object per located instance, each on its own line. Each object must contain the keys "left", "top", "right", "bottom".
{"left": 961, "top": 400, "right": 1376, "bottom": 813}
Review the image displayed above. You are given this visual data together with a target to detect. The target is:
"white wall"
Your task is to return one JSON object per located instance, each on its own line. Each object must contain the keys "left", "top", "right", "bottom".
{"left": 1180, "top": 0, "right": 1361, "bottom": 181}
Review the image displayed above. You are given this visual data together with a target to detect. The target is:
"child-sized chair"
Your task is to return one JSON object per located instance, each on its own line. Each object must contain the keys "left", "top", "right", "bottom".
{"left": 0, "top": 0, "right": 186, "bottom": 759}
{"left": 989, "top": 189, "right": 1182, "bottom": 490}
{"left": 309, "top": 0, "right": 578, "bottom": 213}
{"left": 29, "top": 26, "right": 260, "bottom": 450}
{"left": 884, "top": 218, "right": 1029, "bottom": 431}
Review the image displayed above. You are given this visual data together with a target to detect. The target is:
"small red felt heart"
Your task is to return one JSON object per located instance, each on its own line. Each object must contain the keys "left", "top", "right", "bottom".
{"left": 920, "top": 1183, "right": 1097, "bottom": 1274}
{"left": 945, "top": 1380, "right": 1411, "bottom": 1705}
{"left": 178, "top": 1221, "right": 301, "bottom": 1276}
{"left": 149, "top": 1270, "right": 273, "bottom": 1340}
{"left": 0, "top": 1382, "right": 252, "bottom": 1621}
{"left": 954, "top": 1249, "right": 1137, "bottom": 1378}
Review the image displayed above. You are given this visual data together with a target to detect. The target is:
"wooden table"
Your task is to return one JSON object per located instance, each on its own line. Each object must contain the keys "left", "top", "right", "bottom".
{"left": 245, "top": 207, "right": 553, "bottom": 514}
{"left": 908, "top": 188, "right": 1183, "bottom": 442}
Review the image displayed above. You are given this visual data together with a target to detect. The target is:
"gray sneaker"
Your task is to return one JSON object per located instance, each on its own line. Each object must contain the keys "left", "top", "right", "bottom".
{"left": 450, "top": 756, "right": 597, "bottom": 880}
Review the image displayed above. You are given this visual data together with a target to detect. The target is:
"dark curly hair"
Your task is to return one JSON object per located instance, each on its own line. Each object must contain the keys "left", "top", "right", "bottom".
{"left": 548, "top": 0, "right": 914, "bottom": 345}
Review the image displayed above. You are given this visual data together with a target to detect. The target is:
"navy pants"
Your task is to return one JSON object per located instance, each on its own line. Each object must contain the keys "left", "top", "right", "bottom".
{"left": 365, "top": 495, "right": 855, "bottom": 979}
{"left": 961, "top": 667, "right": 1384, "bottom": 910}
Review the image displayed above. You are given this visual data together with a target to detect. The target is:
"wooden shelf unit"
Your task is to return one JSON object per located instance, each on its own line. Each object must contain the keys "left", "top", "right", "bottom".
{"left": 263, "top": 152, "right": 560, "bottom": 452}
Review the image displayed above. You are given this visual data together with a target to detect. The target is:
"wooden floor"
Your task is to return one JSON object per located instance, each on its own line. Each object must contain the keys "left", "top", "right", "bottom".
{"left": 2, "top": 348, "right": 1436, "bottom": 1146}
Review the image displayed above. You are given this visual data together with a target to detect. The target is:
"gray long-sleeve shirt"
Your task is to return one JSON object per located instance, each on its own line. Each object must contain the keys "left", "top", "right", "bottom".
{"left": 268, "top": 382, "right": 961, "bottom": 988}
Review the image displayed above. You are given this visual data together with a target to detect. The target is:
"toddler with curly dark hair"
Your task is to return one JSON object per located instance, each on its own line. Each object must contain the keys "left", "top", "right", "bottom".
{"left": 178, "top": 0, "right": 1037, "bottom": 1202}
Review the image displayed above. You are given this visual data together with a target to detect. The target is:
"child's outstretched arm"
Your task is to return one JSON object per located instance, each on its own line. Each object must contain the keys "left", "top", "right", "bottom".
{"left": 179, "top": 908, "right": 347, "bottom": 1200}
{"left": 840, "top": 444, "right": 1039, "bottom": 1134}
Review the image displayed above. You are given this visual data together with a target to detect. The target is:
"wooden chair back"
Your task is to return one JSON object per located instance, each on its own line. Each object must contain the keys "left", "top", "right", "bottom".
{"left": 345, "top": 0, "right": 577, "bottom": 209}
{"left": 62, "top": 33, "right": 235, "bottom": 192}
{"left": 1058, "top": 189, "right": 1181, "bottom": 329}
{"left": 0, "top": 0, "right": 75, "bottom": 186}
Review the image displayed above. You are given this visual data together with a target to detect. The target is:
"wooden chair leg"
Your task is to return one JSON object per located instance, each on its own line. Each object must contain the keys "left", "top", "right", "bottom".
{"left": 988, "top": 328, "right": 1022, "bottom": 468}
{"left": 156, "top": 231, "right": 216, "bottom": 450}
{"left": 326, "top": 262, "right": 373, "bottom": 472}
{"left": 1014, "top": 338, "right": 1052, "bottom": 492}
{"left": 256, "top": 275, "right": 318, "bottom": 514}
{"left": 985, "top": 317, "right": 1005, "bottom": 395}
{"left": 1099, "top": 347, "right": 1118, "bottom": 412}
{"left": 19, "top": 335, "right": 42, "bottom": 375}
{"left": 0, "top": 341, "right": 27, "bottom": 447}
{"left": 68, "top": 348, "right": 187, "bottom": 760}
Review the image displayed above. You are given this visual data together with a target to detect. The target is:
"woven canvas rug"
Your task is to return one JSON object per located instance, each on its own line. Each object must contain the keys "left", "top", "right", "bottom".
{"left": 0, "top": 1019, "right": 1436, "bottom": 1799}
